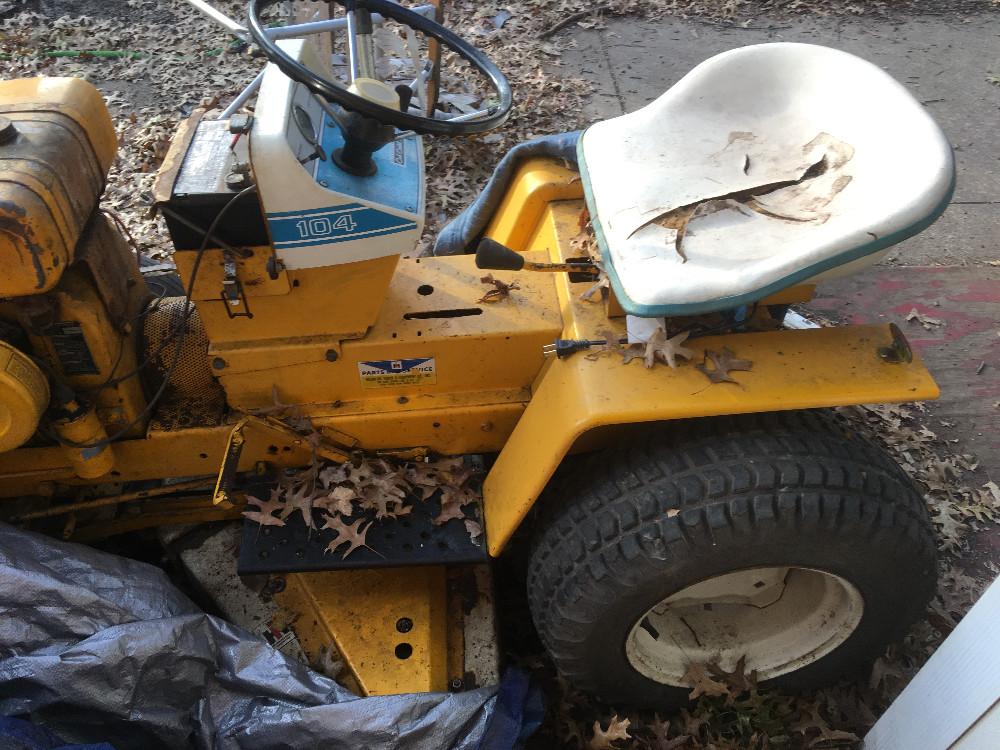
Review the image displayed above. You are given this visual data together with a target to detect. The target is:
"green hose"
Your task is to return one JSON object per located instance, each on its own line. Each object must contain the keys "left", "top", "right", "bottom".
{"left": 0, "top": 48, "right": 226, "bottom": 61}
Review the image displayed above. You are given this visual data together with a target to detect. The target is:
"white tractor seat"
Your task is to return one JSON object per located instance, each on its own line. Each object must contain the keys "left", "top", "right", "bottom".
{"left": 579, "top": 43, "right": 955, "bottom": 317}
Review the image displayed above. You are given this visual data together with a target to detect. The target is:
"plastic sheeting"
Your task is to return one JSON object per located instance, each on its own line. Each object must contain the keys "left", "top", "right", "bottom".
{"left": 0, "top": 523, "right": 534, "bottom": 750}
{"left": 432, "top": 131, "right": 581, "bottom": 256}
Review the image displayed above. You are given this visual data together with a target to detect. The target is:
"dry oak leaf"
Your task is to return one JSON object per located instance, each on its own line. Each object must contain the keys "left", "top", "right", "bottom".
{"left": 707, "top": 655, "right": 758, "bottom": 703}
{"left": 314, "top": 485, "right": 357, "bottom": 516}
{"left": 906, "top": 307, "right": 944, "bottom": 329}
{"left": 478, "top": 274, "right": 520, "bottom": 303}
{"left": 364, "top": 487, "right": 410, "bottom": 520}
{"left": 681, "top": 662, "right": 730, "bottom": 700}
{"left": 323, "top": 516, "right": 374, "bottom": 559}
{"left": 585, "top": 330, "right": 622, "bottom": 361}
{"left": 435, "top": 490, "right": 469, "bottom": 526}
{"left": 791, "top": 701, "right": 860, "bottom": 747}
{"left": 245, "top": 490, "right": 284, "bottom": 517}
{"left": 695, "top": 347, "right": 753, "bottom": 384}
{"left": 242, "top": 492, "right": 287, "bottom": 527}
{"left": 649, "top": 714, "right": 690, "bottom": 750}
{"left": 464, "top": 518, "right": 483, "bottom": 542}
{"left": 318, "top": 463, "right": 350, "bottom": 489}
{"left": 588, "top": 715, "right": 631, "bottom": 750}
{"left": 644, "top": 328, "right": 695, "bottom": 369}
{"left": 615, "top": 341, "right": 644, "bottom": 365}
{"left": 405, "top": 463, "right": 441, "bottom": 500}
{"left": 280, "top": 482, "right": 317, "bottom": 528}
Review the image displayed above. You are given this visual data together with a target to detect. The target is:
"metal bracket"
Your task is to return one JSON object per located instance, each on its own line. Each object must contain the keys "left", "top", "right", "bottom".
{"left": 878, "top": 323, "right": 913, "bottom": 364}
{"left": 212, "top": 415, "right": 356, "bottom": 506}
{"left": 212, "top": 418, "right": 248, "bottom": 505}
{"left": 221, "top": 253, "right": 254, "bottom": 318}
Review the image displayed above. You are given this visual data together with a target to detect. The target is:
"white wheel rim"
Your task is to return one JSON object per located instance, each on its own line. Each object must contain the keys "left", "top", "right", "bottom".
{"left": 625, "top": 566, "right": 864, "bottom": 685}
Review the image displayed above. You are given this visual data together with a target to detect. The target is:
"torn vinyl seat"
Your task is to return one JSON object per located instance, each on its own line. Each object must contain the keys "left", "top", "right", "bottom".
{"left": 578, "top": 42, "right": 955, "bottom": 317}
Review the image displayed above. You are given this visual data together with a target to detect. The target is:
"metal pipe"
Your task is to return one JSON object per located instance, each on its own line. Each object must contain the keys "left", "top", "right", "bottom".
{"left": 220, "top": 69, "right": 264, "bottom": 119}
{"left": 446, "top": 107, "right": 496, "bottom": 123}
{"left": 183, "top": 0, "right": 246, "bottom": 36}
{"left": 12, "top": 478, "right": 216, "bottom": 522}
{"left": 353, "top": 7, "right": 377, "bottom": 81}
{"left": 182, "top": 1, "right": 437, "bottom": 39}
{"left": 345, "top": 9, "right": 360, "bottom": 82}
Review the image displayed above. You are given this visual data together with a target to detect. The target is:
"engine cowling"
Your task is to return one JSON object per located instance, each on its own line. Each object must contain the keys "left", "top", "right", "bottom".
{"left": 0, "top": 77, "right": 117, "bottom": 297}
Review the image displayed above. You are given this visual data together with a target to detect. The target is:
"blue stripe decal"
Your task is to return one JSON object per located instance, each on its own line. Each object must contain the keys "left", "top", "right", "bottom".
{"left": 274, "top": 224, "right": 418, "bottom": 250}
{"left": 267, "top": 205, "right": 417, "bottom": 249}
{"left": 267, "top": 203, "right": 364, "bottom": 218}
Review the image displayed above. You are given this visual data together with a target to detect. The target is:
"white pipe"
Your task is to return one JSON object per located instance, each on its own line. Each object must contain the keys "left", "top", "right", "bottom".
{"left": 182, "top": 0, "right": 437, "bottom": 40}
{"left": 182, "top": 0, "right": 246, "bottom": 37}
{"left": 220, "top": 69, "right": 265, "bottom": 119}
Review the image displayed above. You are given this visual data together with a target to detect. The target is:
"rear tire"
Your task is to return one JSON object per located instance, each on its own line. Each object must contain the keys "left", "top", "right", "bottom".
{"left": 526, "top": 410, "right": 936, "bottom": 707}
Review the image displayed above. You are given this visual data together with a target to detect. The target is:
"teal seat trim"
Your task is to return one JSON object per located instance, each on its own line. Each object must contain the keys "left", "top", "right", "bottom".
{"left": 577, "top": 134, "right": 956, "bottom": 319}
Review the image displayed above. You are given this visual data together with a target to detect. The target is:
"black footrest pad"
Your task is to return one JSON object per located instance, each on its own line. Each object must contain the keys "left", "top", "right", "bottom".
{"left": 237, "top": 492, "right": 488, "bottom": 574}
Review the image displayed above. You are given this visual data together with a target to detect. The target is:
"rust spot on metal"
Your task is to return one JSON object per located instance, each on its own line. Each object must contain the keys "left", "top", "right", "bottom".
{"left": 0, "top": 198, "right": 47, "bottom": 289}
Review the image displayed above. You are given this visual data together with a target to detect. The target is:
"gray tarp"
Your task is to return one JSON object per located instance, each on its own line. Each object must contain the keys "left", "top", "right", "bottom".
{"left": 0, "top": 524, "right": 527, "bottom": 750}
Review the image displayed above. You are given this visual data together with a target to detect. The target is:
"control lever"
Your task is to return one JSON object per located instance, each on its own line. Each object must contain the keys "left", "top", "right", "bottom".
{"left": 475, "top": 237, "right": 599, "bottom": 276}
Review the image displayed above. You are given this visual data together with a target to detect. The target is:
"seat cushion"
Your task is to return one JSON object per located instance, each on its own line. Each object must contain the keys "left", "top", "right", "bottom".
{"left": 579, "top": 43, "right": 954, "bottom": 317}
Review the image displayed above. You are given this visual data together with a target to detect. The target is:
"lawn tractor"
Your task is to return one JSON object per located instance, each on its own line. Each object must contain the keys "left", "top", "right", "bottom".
{"left": 0, "top": 0, "right": 954, "bottom": 708}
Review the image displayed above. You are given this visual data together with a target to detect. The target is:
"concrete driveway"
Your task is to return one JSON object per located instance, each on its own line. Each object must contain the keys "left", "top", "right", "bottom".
{"left": 563, "top": 12, "right": 1000, "bottom": 566}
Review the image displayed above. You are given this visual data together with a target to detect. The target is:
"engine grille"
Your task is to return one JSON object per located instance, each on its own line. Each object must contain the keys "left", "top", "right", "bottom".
{"left": 142, "top": 297, "right": 226, "bottom": 431}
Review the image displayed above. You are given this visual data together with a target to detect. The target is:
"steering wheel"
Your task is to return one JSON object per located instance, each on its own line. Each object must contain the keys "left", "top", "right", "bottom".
{"left": 247, "top": 0, "right": 513, "bottom": 137}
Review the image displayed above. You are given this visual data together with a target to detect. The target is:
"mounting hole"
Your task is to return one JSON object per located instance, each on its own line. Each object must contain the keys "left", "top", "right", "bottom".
{"left": 199, "top": 452, "right": 208, "bottom": 459}
{"left": 395, "top": 643, "right": 413, "bottom": 660}
{"left": 432, "top": 421, "right": 441, "bottom": 428}
{"left": 396, "top": 617, "right": 413, "bottom": 633}
{"left": 416, "top": 330, "right": 422, "bottom": 337}
{"left": 267, "top": 445, "right": 278, "bottom": 455}
{"left": 417, "top": 284, "right": 434, "bottom": 296}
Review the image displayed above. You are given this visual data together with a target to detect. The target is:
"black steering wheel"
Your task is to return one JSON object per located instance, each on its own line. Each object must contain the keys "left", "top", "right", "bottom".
{"left": 247, "top": 0, "right": 513, "bottom": 137}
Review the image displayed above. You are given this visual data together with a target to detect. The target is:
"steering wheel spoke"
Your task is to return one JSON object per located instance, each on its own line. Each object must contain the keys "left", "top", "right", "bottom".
{"left": 248, "top": 0, "right": 512, "bottom": 137}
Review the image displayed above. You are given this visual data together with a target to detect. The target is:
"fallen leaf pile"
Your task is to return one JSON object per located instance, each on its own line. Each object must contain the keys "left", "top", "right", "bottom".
{"left": 242, "top": 454, "right": 484, "bottom": 557}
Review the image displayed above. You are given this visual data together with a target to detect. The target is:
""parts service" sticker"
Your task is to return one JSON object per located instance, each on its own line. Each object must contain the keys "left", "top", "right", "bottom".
{"left": 357, "top": 357, "right": 437, "bottom": 389}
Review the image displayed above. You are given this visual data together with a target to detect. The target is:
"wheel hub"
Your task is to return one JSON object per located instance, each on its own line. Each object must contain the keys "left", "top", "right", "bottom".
{"left": 625, "top": 566, "right": 864, "bottom": 685}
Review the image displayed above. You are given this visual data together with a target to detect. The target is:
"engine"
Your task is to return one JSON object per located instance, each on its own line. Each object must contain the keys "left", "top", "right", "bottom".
{"left": 0, "top": 78, "right": 151, "bottom": 475}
